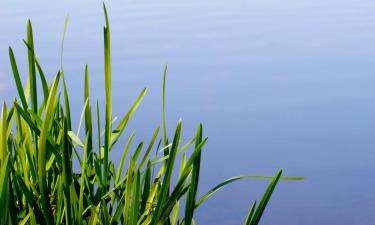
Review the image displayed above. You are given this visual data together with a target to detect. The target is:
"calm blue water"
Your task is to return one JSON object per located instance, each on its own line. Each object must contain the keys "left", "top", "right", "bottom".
{"left": 1, "top": 0, "right": 375, "bottom": 224}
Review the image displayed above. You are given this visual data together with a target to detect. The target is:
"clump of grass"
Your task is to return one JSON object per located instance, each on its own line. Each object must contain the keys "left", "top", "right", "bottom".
{"left": 0, "top": 4, "right": 302, "bottom": 225}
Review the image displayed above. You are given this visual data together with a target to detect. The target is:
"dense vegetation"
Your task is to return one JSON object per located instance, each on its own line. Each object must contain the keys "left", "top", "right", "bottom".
{"left": 0, "top": 4, "right": 302, "bottom": 225}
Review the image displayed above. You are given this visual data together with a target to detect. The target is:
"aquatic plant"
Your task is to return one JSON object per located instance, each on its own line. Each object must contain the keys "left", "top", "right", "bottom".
{"left": 0, "top": 4, "right": 302, "bottom": 225}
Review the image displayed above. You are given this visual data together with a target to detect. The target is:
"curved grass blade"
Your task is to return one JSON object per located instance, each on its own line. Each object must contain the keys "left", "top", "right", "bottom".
{"left": 196, "top": 173, "right": 303, "bottom": 208}
{"left": 9, "top": 47, "right": 28, "bottom": 110}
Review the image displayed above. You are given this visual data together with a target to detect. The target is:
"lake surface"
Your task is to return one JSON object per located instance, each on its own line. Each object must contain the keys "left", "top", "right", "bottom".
{"left": 1, "top": 0, "right": 375, "bottom": 224}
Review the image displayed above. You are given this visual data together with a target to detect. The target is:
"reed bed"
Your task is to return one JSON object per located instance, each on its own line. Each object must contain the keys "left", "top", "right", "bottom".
{"left": 0, "top": 4, "right": 302, "bottom": 225}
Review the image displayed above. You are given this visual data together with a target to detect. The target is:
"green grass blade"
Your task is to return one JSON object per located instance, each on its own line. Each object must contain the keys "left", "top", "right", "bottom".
{"left": 184, "top": 123, "right": 203, "bottom": 225}
{"left": 14, "top": 102, "right": 39, "bottom": 134}
{"left": 14, "top": 102, "right": 63, "bottom": 166}
{"left": 150, "top": 119, "right": 182, "bottom": 225}
{"left": 9, "top": 47, "right": 28, "bottom": 110}
{"left": 138, "top": 126, "right": 159, "bottom": 169}
{"left": 26, "top": 19, "right": 38, "bottom": 114}
{"left": 196, "top": 173, "right": 302, "bottom": 208}
{"left": 114, "top": 132, "right": 134, "bottom": 185}
{"left": 60, "top": 14, "right": 69, "bottom": 70}
{"left": 124, "top": 157, "right": 136, "bottom": 225}
{"left": 159, "top": 185, "right": 190, "bottom": 223}
{"left": 38, "top": 72, "right": 61, "bottom": 225}
{"left": 110, "top": 190, "right": 126, "bottom": 225}
{"left": 78, "top": 131, "right": 91, "bottom": 225}
{"left": 62, "top": 77, "right": 72, "bottom": 130}
{"left": 162, "top": 64, "right": 168, "bottom": 148}
{"left": 140, "top": 161, "right": 152, "bottom": 214}
{"left": 103, "top": 3, "right": 112, "bottom": 191}
{"left": 35, "top": 59, "right": 49, "bottom": 100}
{"left": 62, "top": 118, "right": 73, "bottom": 225}
{"left": 101, "top": 199, "right": 111, "bottom": 225}
{"left": 130, "top": 170, "right": 141, "bottom": 225}
{"left": 249, "top": 170, "right": 282, "bottom": 225}
{"left": 244, "top": 201, "right": 256, "bottom": 225}
{"left": 0, "top": 102, "right": 8, "bottom": 163}
{"left": 0, "top": 155, "right": 10, "bottom": 225}
{"left": 88, "top": 203, "right": 101, "bottom": 225}
{"left": 110, "top": 88, "right": 147, "bottom": 148}
{"left": 19, "top": 210, "right": 33, "bottom": 225}
{"left": 96, "top": 100, "right": 102, "bottom": 155}
{"left": 14, "top": 173, "right": 46, "bottom": 225}
{"left": 84, "top": 64, "right": 94, "bottom": 171}
{"left": 68, "top": 131, "right": 85, "bottom": 148}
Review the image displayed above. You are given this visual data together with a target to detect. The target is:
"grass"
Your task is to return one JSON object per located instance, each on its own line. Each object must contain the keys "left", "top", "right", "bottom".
{"left": 0, "top": 4, "right": 303, "bottom": 225}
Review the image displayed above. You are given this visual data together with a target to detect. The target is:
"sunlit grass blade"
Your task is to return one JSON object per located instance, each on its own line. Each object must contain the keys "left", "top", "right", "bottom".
{"left": 0, "top": 155, "right": 10, "bottom": 225}
{"left": 84, "top": 64, "right": 94, "bottom": 177}
{"left": 19, "top": 210, "right": 32, "bottom": 225}
{"left": 103, "top": 3, "right": 112, "bottom": 192}
{"left": 0, "top": 103, "right": 8, "bottom": 163}
{"left": 38, "top": 72, "right": 61, "bottom": 225}
{"left": 13, "top": 101, "right": 39, "bottom": 134}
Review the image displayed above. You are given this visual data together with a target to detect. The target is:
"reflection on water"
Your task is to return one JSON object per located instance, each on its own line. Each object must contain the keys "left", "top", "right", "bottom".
{"left": 1, "top": 0, "right": 375, "bottom": 224}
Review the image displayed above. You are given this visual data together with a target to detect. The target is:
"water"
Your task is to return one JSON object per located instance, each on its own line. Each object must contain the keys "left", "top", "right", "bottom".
{"left": 1, "top": 0, "right": 375, "bottom": 224}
